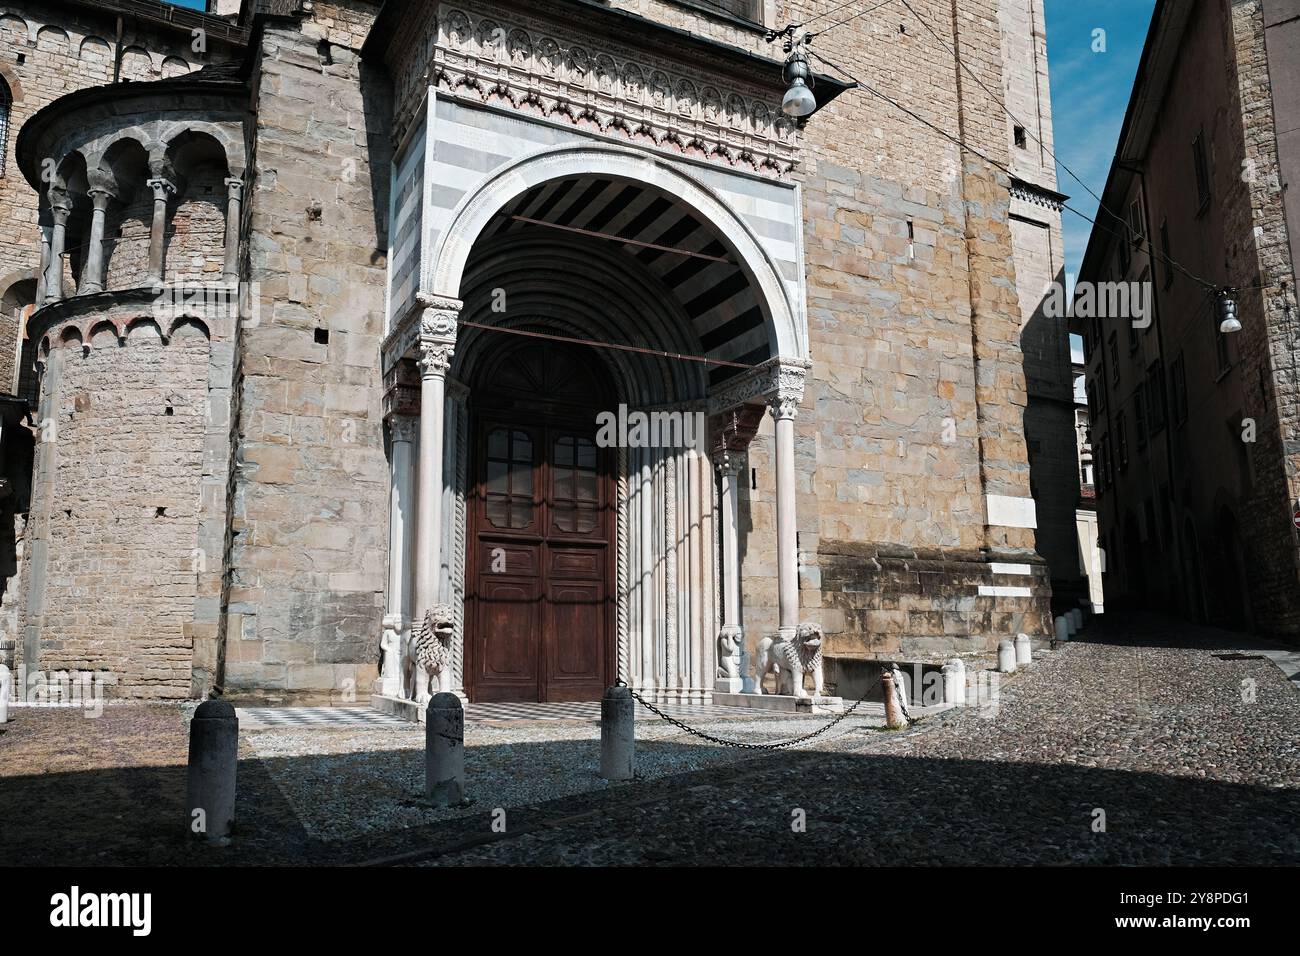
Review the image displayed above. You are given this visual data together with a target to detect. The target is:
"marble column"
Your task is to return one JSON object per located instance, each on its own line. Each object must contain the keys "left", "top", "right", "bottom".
{"left": 36, "top": 225, "right": 51, "bottom": 305}
{"left": 715, "top": 451, "right": 744, "bottom": 693}
{"left": 222, "top": 177, "right": 243, "bottom": 282}
{"left": 769, "top": 391, "right": 800, "bottom": 639}
{"left": 146, "top": 177, "right": 176, "bottom": 284}
{"left": 43, "top": 196, "right": 72, "bottom": 305}
{"left": 81, "top": 189, "right": 112, "bottom": 295}
{"left": 413, "top": 294, "right": 460, "bottom": 698}
{"left": 384, "top": 414, "right": 417, "bottom": 697}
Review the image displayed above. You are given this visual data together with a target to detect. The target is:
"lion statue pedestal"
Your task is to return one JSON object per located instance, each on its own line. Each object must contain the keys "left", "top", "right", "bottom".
{"left": 755, "top": 622, "right": 827, "bottom": 700}
{"left": 713, "top": 622, "right": 843, "bottom": 714}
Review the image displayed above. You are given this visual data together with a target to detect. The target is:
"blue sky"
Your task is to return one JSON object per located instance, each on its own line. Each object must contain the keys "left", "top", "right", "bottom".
{"left": 1044, "top": 0, "right": 1156, "bottom": 286}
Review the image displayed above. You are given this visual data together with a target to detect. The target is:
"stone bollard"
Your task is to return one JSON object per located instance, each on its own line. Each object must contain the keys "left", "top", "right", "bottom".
{"left": 425, "top": 692, "right": 465, "bottom": 806}
{"left": 1015, "top": 633, "right": 1032, "bottom": 666}
{"left": 1055, "top": 615, "right": 1070, "bottom": 642}
{"left": 186, "top": 699, "right": 238, "bottom": 845}
{"left": 941, "top": 660, "right": 965, "bottom": 707}
{"left": 881, "top": 668, "right": 906, "bottom": 729}
{"left": 1070, "top": 608, "right": 1084, "bottom": 631}
{"left": 0, "top": 663, "right": 11, "bottom": 723}
{"left": 998, "top": 639, "right": 1017, "bottom": 673}
{"left": 600, "top": 684, "right": 635, "bottom": 781}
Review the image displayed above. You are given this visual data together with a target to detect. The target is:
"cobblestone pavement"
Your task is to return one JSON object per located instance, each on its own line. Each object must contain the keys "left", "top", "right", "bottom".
{"left": 1, "top": 611, "right": 1296, "bottom": 865}
{"left": 407, "top": 612, "right": 1300, "bottom": 866}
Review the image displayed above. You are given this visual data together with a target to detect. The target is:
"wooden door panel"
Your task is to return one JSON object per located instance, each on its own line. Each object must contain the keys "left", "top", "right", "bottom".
{"left": 548, "top": 545, "right": 604, "bottom": 579}
{"left": 477, "top": 541, "right": 539, "bottom": 577}
{"left": 545, "top": 580, "right": 605, "bottom": 701}
{"left": 475, "top": 578, "right": 540, "bottom": 700}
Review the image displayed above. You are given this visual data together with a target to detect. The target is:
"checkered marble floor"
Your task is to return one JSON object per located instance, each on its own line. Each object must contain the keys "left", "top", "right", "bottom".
{"left": 234, "top": 700, "right": 823, "bottom": 729}
{"left": 236, "top": 706, "right": 411, "bottom": 729}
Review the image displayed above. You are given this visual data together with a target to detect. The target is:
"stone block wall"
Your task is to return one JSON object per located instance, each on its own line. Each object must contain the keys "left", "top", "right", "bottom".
{"left": 225, "top": 1, "right": 391, "bottom": 700}
{"left": 18, "top": 313, "right": 212, "bottom": 697}
{"left": 634, "top": 0, "right": 1055, "bottom": 652}
{"left": 1227, "top": 0, "right": 1300, "bottom": 635}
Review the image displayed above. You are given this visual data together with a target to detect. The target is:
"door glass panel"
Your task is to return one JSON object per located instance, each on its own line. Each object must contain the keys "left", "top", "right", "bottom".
{"left": 552, "top": 433, "right": 599, "bottom": 534}
{"left": 484, "top": 427, "right": 534, "bottom": 530}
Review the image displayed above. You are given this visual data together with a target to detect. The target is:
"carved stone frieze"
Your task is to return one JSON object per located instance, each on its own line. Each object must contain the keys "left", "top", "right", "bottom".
{"left": 390, "top": 1, "right": 799, "bottom": 178}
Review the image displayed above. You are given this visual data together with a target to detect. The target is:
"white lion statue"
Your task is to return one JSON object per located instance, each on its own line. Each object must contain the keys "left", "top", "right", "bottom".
{"left": 410, "top": 603, "right": 456, "bottom": 704}
{"left": 754, "top": 622, "right": 825, "bottom": 699}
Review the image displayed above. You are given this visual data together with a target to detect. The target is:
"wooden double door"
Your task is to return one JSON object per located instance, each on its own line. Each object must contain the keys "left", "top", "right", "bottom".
{"left": 465, "top": 344, "right": 614, "bottom": 702}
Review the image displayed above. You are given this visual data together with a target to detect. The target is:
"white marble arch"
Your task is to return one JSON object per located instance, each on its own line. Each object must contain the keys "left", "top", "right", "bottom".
{"left": 381, "top": 133, "right": 812, "bottom": 708}
{"left": 424, "top": 141, "right": 808, "bottom": 361}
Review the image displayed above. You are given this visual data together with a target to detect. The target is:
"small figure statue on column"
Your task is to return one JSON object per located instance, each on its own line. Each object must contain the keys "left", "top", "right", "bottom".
{"left": 378, "top": 613, "right": 402, "bottom": 697}
{"left": 715, "top": 625, "right": 743, "bottom": 693}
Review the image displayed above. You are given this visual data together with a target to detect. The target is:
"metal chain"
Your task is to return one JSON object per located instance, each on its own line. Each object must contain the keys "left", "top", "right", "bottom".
{"left": 628, "top": 688, "right": 882, "bottom": 750}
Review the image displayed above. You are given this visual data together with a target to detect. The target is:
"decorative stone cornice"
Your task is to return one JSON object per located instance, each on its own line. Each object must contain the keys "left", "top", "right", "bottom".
{"left": 395, "top": 2, "right": 799, "bottom": 178}
{"left": 707, "top": 355, "right": 811, "bottom": 415}
{"left": 1009, "top": 176, "right": 1067, "bottom": 212}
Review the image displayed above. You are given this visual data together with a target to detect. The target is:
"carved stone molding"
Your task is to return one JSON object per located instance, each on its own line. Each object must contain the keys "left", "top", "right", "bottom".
{"left": 383, "top": 358, "right": 421, "bottom": 419}
{"left": 417, "top": 292, "right": 462, "bottom": 339}
{"left": 707, "top": 355, "right": 811, "bottom": 415}
{"left": 393, "top": 2, "right": 798, "bottom": 178}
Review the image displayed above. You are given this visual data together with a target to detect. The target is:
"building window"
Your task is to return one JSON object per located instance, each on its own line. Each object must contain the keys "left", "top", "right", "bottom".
{"left": 1192, "top": 130, "right": 1211, "bottom": 210}
{"left": 1109, "top": 332, "right": 1120, "bottom": 384}
{"left": 0, "top": 77, "right": 10, "bottom": 177}
{"left": 1013, "top": 124, "right": 1027, "bottom": 148}
{"left": 1116, "top": 410, "right": 1129, "bottom": 469}
{"left": 1117, "top": 237, "right": 1131, "bottom": 277}
{"left": 1171, "top": 352, "right": 1188, "bottom": 425}
{"left": 1134, "top": 391, "right": 1147, "bottom": 450}
{"left": 1146, "top": 362, "right": 1166, "bottom": 433}
{"left": 1160, "top": 219, "right": 1174, "bottom": 288}
{"left": 1129, "top": 198, "right": 1145, "bottom": 248}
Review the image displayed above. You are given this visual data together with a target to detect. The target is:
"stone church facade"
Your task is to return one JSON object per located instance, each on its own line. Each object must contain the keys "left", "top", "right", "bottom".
{"left": 0, "top": 0, "right": 1071, "bottom": 705}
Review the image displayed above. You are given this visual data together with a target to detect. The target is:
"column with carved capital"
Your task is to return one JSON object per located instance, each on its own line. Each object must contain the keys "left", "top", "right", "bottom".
{"left": 769, "top": 369, "right": 805, "bottom": 641}
{"left": 222, "top": 177, "right": 243, "bottom": 282}
{"left": 81, "top": 189, "right": 113, "bottom": 295}
{"left": 146, "top": 178, "right": 176, "bottom": 284}
{"left": 43, "top": 193, "right": 73, "bottom": 305}
{"left": 714, "top": 450, "right": 745, "bottom": 694}
{"left": 383, "top": 414, "right": 418, "bottom": 697}
{"left": 413, "top": 295, "right": 460, "bottom": 700}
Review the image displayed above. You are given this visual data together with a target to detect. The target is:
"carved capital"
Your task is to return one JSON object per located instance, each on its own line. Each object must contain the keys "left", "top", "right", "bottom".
{"left": 768, "top": 361, "right": 807, "bottom": 420}
{"left": 419, "top": 338, "right": 455, "bottom": 377}
{"left": 87, "top": 188, "right": 114, "bottom": 212}
{"left": 147, "top": 178, "right": 177, "bottom": 202}
{"left": 224, "top": 177, "right": 244, "bottom": 202}
{"left": 714, "top": 449, "right": 746, "bottom": 477}
{"left": 416, "top": 292, "right": 462, "bottom": 340}
{"left": 388, "top": 413, "right": 419, "bottom": 444}
{"left": 768, "top": 392, "right": 800, "bottom": 421}
{"left": 48, "top": 191, "right": 73, "bottom": 222}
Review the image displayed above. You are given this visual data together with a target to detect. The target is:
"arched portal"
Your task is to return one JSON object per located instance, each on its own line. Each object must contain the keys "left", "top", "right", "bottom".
{"left": 381, "top": 146, "right": 810, "bottom": 707}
